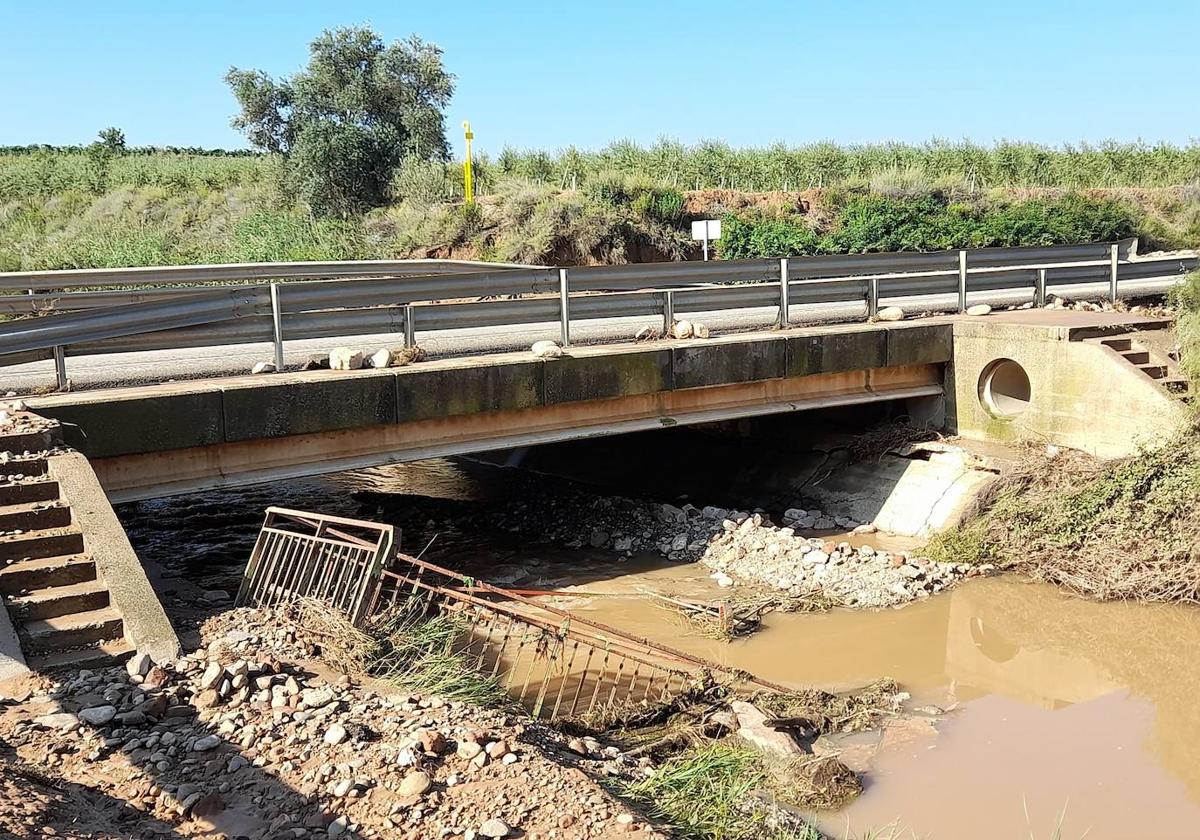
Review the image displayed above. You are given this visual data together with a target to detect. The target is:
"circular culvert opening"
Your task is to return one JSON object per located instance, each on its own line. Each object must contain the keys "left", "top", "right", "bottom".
{"left": 978, "top": 358, "right": 1031, "bottom": 418}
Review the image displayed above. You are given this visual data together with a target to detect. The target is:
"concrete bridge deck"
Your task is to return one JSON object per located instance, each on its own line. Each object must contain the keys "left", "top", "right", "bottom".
{"left": 23, "top": 309, "right": 1188, "bottom": 501}
{"left": 27, "top": 320, "right": 951, "bottom": 501}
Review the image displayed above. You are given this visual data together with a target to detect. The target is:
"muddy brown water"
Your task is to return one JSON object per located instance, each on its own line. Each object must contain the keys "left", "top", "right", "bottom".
{"left": 119, "top": 458, "right": 1200, "bottom": 840}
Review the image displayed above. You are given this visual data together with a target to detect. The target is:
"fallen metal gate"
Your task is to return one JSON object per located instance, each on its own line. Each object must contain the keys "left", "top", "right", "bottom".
{"left": 371, "top": 552, "right": 789, "bottom": 721}
{"left": 236, "top": 507, "right": 394, "bottom": 626}
{"left": 238, "top": 507, "right": 787, "bottom": 721}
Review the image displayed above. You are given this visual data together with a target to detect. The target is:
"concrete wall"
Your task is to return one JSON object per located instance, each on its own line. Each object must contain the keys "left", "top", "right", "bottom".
{"left": 947, "top": 319, "right": 1188, "bottom": 457}
{"left": 28, "top": 324, "right": 952, "bottom": 499}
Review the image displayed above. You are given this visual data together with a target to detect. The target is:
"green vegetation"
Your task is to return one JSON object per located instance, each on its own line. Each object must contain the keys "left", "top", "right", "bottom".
{"left": 616, "top": 743, "right": 821, "bottom": 840}
{"left": 296, "top": 596, "right": 506, "bottom": 705}
{"left": 2, "top": 139, "right": 1200, "bottom": 271}
{"left": 481, "top": 138, "right": 1200, "bottom": 192}
{"left": 225, "top": 26, "right": 453, "bottom": 217}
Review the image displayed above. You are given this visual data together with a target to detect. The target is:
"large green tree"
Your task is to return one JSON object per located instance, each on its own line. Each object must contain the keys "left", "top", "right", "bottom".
{"left": 225, "top": 26, "right": 454, "bottom": 216}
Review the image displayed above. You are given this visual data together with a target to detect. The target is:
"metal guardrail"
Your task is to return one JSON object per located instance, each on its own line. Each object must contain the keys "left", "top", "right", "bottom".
{"left": 1, "top": 241, "right": 1196, "bottom": 388}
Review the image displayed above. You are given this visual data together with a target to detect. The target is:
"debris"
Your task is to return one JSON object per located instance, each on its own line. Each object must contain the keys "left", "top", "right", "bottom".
{"left": 531, "top": 340, "right": 563, "bottom": 359}
{"left": 367, "top": 348, "right": 393, "bottom": 369}
{"left": 251, "top": 360, "right": 276, "bottom": 374}
{"left": 876, "top": 306, "right": 904, "bottom": 321}
{"left": 966, "top": 303, "right": 993, "bottom": 316}
{"left": 329, "top": 347, "right": 364, "bottom": 370}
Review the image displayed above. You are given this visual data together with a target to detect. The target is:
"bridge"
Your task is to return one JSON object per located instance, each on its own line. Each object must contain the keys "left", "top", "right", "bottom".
{"left": 0, "top": 242, "right": 1194, "bottom": 677}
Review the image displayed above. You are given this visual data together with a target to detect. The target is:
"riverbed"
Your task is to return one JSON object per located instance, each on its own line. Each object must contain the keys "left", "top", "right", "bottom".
{"left": 118, "top": 458, "right": 1200, "bottom": 840}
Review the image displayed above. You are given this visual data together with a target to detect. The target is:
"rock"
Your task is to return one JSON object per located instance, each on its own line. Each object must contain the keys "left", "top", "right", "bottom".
{"left": 711, "top": 572, "right": 734, "bottom": 588}
{"left": 485, "top": 740, "right": 509, "bottom": 759}
{"left": 589, "top": 529, "right": 610, "bottom": 548}
{"left": 877, "top": 306, "right": 904, "bottom": 322}
{"left": 301, "top": 687, "right": 336, "bottom": 709}
{"left": 34, "top": 712, "right": 79, "bottom": 731}
{"left": 301, "top": 353, "right": 331, "bottom": 371}
{"left": 730, "top": 701, "right": 806, "bottom": 758}
{"left": 142, "top": 666, "right": 169, "bottom": 690}
{"left": 670, "top": 319, "right": 694, "bottom": 339}
{"left": 852, "top": 523, "right": 878, "bottom": 535}
{"left": 126, "top": 652, "right": 153, "bottom": 678}
{"left": 367, "top": 348, "right": 393, "bottom": 369}
{"left": 327, "top": 816, "right": 350, "bottom": 837}
{"left": 456, "top": 741, "right": 483, "bottom": 760}
{"left": 479, "top": 818, "right": 511, "bottom": 838}
{"left": 966, "top": 304, "right": 993, "bottom": 316}
{"left": 201, "top": 589, "right": 229, "bottom": 603}
{"left": 329, "top": 347, "right": 364, "bottom": 371}
{"left": 200, "top": 662, "right": 224, "bottom": 690}
{"left": 417, "top": 729, "right": 446, "bottom": 754}
{"left": 531, "top": 340, "right": 563, "bottom": 359}
{"left": 398, "top": 771, "right": 432, "bottom": 797}
{"left": 251, "top": 361, "right": 276, "bottom": 375}
{"left": 393, "top": 345, "right": 427, "bottom": 366}
{"left": 193, "top": 734, "right": 221, "bottom": 752}
{"left": 693, "top": 322, "right": 711, "bottom": 339}
{"left": 331, "top": 779, "right": 354, "bottom": 797}
{"left": 324, "top": 723, "right": 348, "bottom": 745}
{"left": 567, "top": 737, "right": 590, "bottom": 756}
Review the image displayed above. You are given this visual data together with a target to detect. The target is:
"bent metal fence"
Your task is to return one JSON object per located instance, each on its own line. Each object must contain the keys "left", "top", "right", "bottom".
{"left": 236, "top": 507, "right": 786, "bottom": 721}
{"left": 2, "top": 241, "right": 1196, "bottom": 389}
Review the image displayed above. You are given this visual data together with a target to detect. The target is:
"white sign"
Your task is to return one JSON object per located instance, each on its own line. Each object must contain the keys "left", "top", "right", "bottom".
{"left": 691, "top": 219, "right": 722, "bottom": 241}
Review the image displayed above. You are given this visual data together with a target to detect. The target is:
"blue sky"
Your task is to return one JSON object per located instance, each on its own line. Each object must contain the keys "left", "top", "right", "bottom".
{"left": 1, "top": 0, "right": 1196, "bottom": 157}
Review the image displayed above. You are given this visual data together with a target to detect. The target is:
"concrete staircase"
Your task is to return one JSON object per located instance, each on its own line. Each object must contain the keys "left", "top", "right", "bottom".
{"left": 0, "top": 418, "right": 133, "bottom": 670}
{"left": 1089, "top": 330, "right": 1191, "bottom": 400}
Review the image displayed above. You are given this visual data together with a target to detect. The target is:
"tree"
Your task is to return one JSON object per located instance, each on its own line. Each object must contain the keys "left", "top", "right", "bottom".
{"left": 225, "top": 26, "right": 454, "bottom": 217}
{"left": 97, "top": 127, "right": 126, "bottom": 153}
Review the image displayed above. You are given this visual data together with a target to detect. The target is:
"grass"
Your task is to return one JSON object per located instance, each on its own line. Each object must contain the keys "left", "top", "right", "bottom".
{"left": 295, "top": 596, "right": 506, "bottom": 705}
{"left": 616, "top": 743, "right": 823, "bottom": 840}
{"left": 2, "top": 143, "right": 1200, "bottom": 272}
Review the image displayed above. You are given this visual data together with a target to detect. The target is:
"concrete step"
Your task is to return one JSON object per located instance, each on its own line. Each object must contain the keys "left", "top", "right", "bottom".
{"left": 0, "top": 501, "right": 72, "bottom": 534}
{"left": 25, "top": 639, "right": 135, "bottom": 672}
{"left": 18, "top": 606, "right": 124, "bottom": 655}
{"left": 1163, "top": 377, "right": 1191, "bottom": 395}
{"left": 0, "top": 429, "right": 55, "bottom": 457}
{"left": 0, "top": 479, "right": 60, "bottom": 507}
{"left": 0, "top": 554, "right": 96, "bottom": 595}
{"left": 0, "top": 527, "right": 84, "bottom": 562}
{"left": 1139, "top": 364, "right": 1168, "bottom": 380}
{"left": 1100, "top": 337, "right": 1133, "bottom": 352}
{"left": 5, "top": 579, "right": 110, "bottom": 621}
{"left": 1121, "top": 350, "right": 1151, "bottom": 365}
{"left": 0, "top": 456, "right": 47, "bottom": 479}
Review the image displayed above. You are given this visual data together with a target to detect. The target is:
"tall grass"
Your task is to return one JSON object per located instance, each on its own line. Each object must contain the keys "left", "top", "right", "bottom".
{"left": 616, "top": 743, "right": 821, "bottom": 840}
{"left": 479, "top": 139, "right": 1200, "bottom": 193}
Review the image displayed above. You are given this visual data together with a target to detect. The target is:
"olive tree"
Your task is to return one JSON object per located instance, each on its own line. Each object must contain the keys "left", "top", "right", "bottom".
{"left": 225, "top": 26, "right": 454, "bottom": 216}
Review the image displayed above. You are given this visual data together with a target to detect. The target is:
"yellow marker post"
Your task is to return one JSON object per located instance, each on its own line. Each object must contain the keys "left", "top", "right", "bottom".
{"left": 462, "top": 120, "right": 475, "bottom": 205}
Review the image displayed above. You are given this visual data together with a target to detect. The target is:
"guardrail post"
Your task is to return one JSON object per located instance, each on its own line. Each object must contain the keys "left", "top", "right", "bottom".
{"left": 867, "top": 277, "right": 879, "bottom": 319}
{"left": 957, "top": 250, "right": 968, "bottom": 313}
{"left": 1036, "top": 268, "right": 1047, "bottom": 308}
{"left": 269, "top": 283, "right": 285, "bottom": 372}
{"left": 52, "top": 346, "right": 68, "bottom": 391}
{"left": 403, "top": 304, "right": 416, "bottom": 349}
{"left": 558, "top": 268, "right": 571, "bottom": 347}
{"left": 778, "top": 258, "right": 790, "bottom": 328}
{"left": 662, "top": 290, "right": 675, "bottom": 334}
{"left": 1109, "top": 243, "right": 1119, "bottom": 302}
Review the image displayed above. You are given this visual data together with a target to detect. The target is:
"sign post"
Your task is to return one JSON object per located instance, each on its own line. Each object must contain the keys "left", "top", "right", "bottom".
{"left": 691, "top": 219, "right": 722, "bottom": 261}
{"left": 462, "top": 121, "right": 475, "bottom": 205}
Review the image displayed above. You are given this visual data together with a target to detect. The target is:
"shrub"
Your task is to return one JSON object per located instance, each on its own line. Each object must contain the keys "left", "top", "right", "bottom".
{"left": 717, "top": 214, "right": 820, "bottom": 259}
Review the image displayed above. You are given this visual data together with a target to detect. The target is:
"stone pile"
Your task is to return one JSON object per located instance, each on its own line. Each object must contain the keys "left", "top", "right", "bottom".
{"left": 0, "top": 607, "right": 661, "bottom": 840}
{"left": 700, "top": 513, "right": 987, "bottom": 608}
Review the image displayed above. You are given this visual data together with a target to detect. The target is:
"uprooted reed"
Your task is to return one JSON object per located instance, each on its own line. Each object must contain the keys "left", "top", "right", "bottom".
{"left": 294, "top": 596, "right": 506, "bottom": 706}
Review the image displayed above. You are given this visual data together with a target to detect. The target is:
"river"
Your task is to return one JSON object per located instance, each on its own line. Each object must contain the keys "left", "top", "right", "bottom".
{"left": 118, "top": 457, "right": 1200, "bottom": 840}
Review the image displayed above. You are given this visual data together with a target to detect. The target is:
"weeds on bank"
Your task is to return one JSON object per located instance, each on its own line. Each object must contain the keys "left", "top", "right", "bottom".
{"left": 295, "top": 597, "right": 506, "bottom": 706}
{"left": 926, "top": 270, "right": 1200, "bottom": 602}
{"left": 616, "top": 743, "right": 822, "bottom": 840}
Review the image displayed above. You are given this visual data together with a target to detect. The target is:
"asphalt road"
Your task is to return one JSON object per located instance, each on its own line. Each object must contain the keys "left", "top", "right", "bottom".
{"left": 0, "top": 278, "right": 1176, "bottom": 393}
